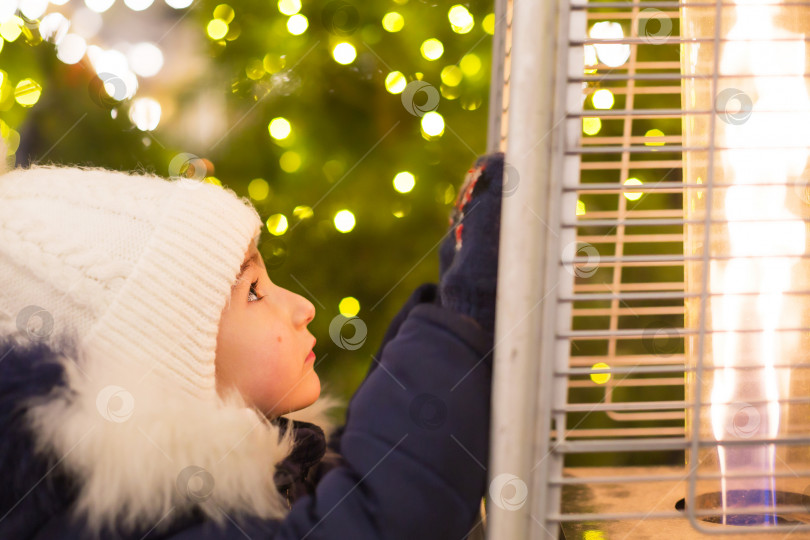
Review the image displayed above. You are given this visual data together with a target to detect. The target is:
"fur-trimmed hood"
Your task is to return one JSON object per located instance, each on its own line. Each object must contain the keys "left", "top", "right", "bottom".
{"left": 0, "top": 334, "right": 343, "bottom": 538}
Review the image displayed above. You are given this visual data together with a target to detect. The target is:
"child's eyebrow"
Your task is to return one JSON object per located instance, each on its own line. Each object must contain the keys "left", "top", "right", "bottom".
{"left": 233, "top": 252, "right": 260, "bottom": 285}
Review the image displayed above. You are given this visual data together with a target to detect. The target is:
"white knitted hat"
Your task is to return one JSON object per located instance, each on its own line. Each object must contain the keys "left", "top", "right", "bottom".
{"left": 0, "top": 165, "right": 264, "bottom": 402}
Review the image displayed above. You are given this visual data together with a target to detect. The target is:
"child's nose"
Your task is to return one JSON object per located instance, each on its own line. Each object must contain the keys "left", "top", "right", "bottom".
{"left": 294, "top": 295, "right": 315, "bottom": 328}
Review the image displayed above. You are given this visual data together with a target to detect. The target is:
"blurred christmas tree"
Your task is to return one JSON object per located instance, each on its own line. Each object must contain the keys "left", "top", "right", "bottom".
{"left": 0, "top": 0, "right": 495, "bottom": 416}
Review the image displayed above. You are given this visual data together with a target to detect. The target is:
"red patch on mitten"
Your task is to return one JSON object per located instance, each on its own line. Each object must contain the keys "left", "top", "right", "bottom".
{"left": 451, "top": 163, "right": 487, "bottom": 251}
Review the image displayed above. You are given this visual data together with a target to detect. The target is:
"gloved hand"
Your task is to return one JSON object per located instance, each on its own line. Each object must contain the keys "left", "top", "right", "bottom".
{"left": 438, "top": 152, "right": 504, "bottom": 335}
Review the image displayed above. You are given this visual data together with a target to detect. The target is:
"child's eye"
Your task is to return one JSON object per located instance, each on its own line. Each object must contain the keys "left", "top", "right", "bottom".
{"left": 248, "top": 279, "right": 263, "bottom": 302}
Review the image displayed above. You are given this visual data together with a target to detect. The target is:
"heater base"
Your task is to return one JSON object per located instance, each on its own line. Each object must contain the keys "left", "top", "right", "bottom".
{"left": 560, "top": 466, "right": 810, "bottom": 539}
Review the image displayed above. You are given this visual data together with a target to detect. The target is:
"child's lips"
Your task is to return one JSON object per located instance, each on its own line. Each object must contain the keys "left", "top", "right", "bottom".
{"left": 306, "top": 350, "right": 316, "bottom": 363}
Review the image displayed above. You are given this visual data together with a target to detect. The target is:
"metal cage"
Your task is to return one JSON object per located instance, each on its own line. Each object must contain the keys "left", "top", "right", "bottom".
{"left": 487, "top": 0, "right": 810, "bottom": 538}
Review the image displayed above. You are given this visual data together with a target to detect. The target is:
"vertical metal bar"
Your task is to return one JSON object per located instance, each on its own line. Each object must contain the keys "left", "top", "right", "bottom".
{"left": 486, "top": 0, "right": 509, "bottom": 153}
{"left": 486, "top": 0, "right": 563, "bottom": 537}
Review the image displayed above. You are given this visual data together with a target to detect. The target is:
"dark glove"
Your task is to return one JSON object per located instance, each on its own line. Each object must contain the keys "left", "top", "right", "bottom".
{"left": 438, "top": 152, "right": 504, "bottom": 335}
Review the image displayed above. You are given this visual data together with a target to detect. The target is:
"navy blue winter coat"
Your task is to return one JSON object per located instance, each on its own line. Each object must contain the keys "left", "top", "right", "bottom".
{"left": 0, "top": 282, "right": 493, "bottom": 539}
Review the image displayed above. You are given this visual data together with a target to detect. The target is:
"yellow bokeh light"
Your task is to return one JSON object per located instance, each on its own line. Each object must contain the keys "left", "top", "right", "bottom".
{"left": 644, "top": 128, "right": 665, "bottom": 146}
{"left": 293, "top": 205, "right": 313, "bottom": 220}
{"left": 440, "top": 65, "right": 463, "bottom": 87}
{"left": 279, "top": 151, "right": 301, "bottom": 172}
{"left": 420, "top": 38, "right": 444, "bottom": 61}
{"left": 266, "top": 213, "right": 288, "bottom": 236}
{"left": 584, "top": 529, "right": 607, "bottom": 540}
{"left": 277, "top": 0, "right": 301, "bottom": 16}
{"left": 448, "top": 5, "right": 474, "bottom": 34}
{"left": 590, "top": 362, "right": 611, "bottom": 385}
{"left": 246, "top": 59, "right": 265, "bottom": 80}
{"left": 583, "top": 117, "right": 601, "bottom": 136}
{"left": 381, "top": 12, "right": 404, "bottom": 32}
{"left": 592, "top": 88, "right": 614, "bottom": 110}
{"left": 440, "top": 84, "right": 460, "bottom": 100}
{"left": 482, "top": 13, "right": 495, "bottom": 35}
{"left": 623, "top": 178, "right": 643, "bottom": 201}
{"left": 332, "top": 42, "right": 357, "bottom": 65}
{"left": 14, "top": 79, "right": 42, "bottom": 107}
{"left": 206, "top": 19, "right": 229, "bottom": 40}
{"left": 459, "top": 53, "right": 481, "bottom": 76}
{"left": 268, "top": 117, "right": 291, "bottom": 140}
{"left": 248, "top": 178, "right": 270, "bottom": 201}
{"left": 213, "top": 4, "right": 234, "bottom": 23}
{"left": 393, "top": 171, "right": 415, "bottom": 193}
{"left": 287, "top": 14, "right": 308, "bottom": 35}
{"left": 384, "top": 71, "right": 407, "bottom": 94}
{"left": 203, "top": 176, "right": 222, "bottom": 186}
{"left": 421, "top": 111, "right": 445, "bottom": 137}
{"left": 263, "top": 53, "right": 286, "bottom": 73}
{"left": 576, "top": 200, "right": 586, "bottom": 216}
{"left": 339, "top": 296, "right": 360, "bottom": 317}
{"left": 0, "top": 17, "right": 23, "bottom": 42}
{"left": 334, "top": 209, "right": 356, "bottom": 233}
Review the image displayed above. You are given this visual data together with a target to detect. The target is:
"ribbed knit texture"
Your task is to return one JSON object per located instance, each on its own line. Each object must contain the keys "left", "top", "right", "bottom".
{"left": 0, "top": 165, "right": 263, "bottom": 402}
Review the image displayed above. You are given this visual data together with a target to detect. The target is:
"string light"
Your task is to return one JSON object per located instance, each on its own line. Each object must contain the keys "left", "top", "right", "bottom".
{"left": 459, "top": 54, "right": 481, "bottom": 76}
{"left": 334, "top": 210, "right": 355, "bottom": 233}
{"left": 384, "top": 71, "right": 407, "bottom": 94}
{"left": 287, "top": 14, "right": 308, "bottom": 35}
{"left": 420, "top": 38, "right": 443, "bottom": 61}
{"left": 14, "top": 79, "right": 41, "bottom": 107}
{"left": 382, "top": 12, "right": 404, "bottom": 32}
{"left": 448, "top": 5, "right": 474, "bottom": 34}
{"left": 482, "top": 13, "right": 495, "bottom": 35}
{"left": 421, "top": 111, "right": 445, "bottom": 138}
{"left": 339, "top": 296, "right": 360, "bottom": 317}
{"left": 279, "top": 151, "right": 301, "bottom": 173}
{"left": 583, "top": 117, "right": 601, "bottom": 135}
{"left": 591, "top": 89, "right": 614, "bottom": 109}
{"left": 623, "top": 178, "right": 643, "bottom": 201}
{"left": 268, "top": 117, "right": 291, "bottom": 140}
{"left": 440, "top": 65, "right": 462, "bottom": 87}
{"left": 277, "top": 0, "right": 301, "bottom": 16}
{"left": 393, "top": 171, "right": 415, "bottom": 193}
{"left": 248, "top": 178, "right": 271, "bottom": 201}
{"left": 332, "top": 42, "right": 356, "bottom": 65}
{"left": 266, "top": 214, "right": 289, "bottom": 236}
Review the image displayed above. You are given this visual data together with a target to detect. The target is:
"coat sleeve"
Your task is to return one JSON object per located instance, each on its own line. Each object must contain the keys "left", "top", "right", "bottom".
{"left": 271, "top": 293, "right": 494, "bottom": 540}
{"left": 314, "top": 281, "right": 444, "bottom": 467}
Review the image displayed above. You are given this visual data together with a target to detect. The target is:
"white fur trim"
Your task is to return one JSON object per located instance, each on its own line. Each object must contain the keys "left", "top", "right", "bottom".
{"left": 24, "top": 347, "right": 344, "bottom": 536}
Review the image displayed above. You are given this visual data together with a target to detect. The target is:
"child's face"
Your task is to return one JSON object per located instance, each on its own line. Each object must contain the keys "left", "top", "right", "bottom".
{"left": 215, "top": 238, "right": 320, "bottom": 418}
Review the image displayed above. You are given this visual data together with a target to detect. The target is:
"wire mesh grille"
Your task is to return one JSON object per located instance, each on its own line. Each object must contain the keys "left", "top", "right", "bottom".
{"left": 550, "top": 0, "right": 810, "bottom": 537}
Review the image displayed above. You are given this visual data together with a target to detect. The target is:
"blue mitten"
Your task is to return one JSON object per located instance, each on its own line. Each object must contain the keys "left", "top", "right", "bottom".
{"left": 438, "top": 152, "right": 504, "bottom": 335}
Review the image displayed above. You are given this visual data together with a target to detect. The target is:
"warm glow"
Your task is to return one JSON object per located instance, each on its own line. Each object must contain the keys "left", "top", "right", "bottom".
{"left": 705, "top": 0, "right": 809, "bottom": 523}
